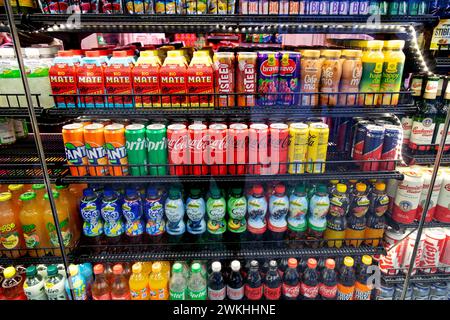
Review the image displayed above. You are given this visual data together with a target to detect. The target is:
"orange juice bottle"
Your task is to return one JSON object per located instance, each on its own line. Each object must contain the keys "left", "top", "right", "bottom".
{"left": 31, "top": 184, "right": 46, "bottom": 212}
{"left": 129, "top": 263, "right": 150, "bottom": 300}
{"left": 156, "top": 261, "right": 171, "bottom": 278}
{"left": 8, "top": 184, "right": 24, "bottom": 212}
{"left": 0, "top": 192, "right": 25, "bottom": 258}
{"left": 43, "top": 191, "right": 73, "bottom": 256}
{"left": 19, "top": 191, "right": 49, "bottom": 257}
{"left": 149, "top": 262, "right": 168, "bottom": 300}
{"left": 187, "top": 50, "right": 214, "bottom": 107}
{"left": 160, "top": 50, "right": 187, "bottom": 107}
{"left": 141, "top": 262, "right": 153, "bottom": 276}
{"left": 55, "top": 185, "right": 81, "bottom": 244}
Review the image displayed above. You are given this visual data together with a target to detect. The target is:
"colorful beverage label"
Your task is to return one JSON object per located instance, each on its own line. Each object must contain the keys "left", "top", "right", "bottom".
{"left": 257, "top": 52, "right": 280, "bottom": 106}
{"left": 247, "top": 195, "right": 268, "bottom": 234}
{"left": 236, "top": 52, "right": 257, "bottom": 107}
{"left": 80, "top": 199, "right": 103, "bottom": 237}
{"left": 213, "top": 52, "right": 235, "bottom": 107}
{"left": 145, "top": 198, "right": 165, "bottom": 236}
{"left": 0, "top": 223, "right": 20, "bottom": 249}
{"left": 186, "top": 197, "right": 206, "bottom": 235}
{"left": 359, "top": 61, "right": 383, "bottom": 105}
{"left": 165, "top": 198, "right": 185, "bottom": 236}
{"left": 104, "top": 60, "right": 133, "bottom": 107}
{"left": 133, "top": 63, "right": 160, "bottom": 107}
{"left": 47, "top": 218, "right": 72, "bottom": 247}
{"left": 77, "top": 63, "right": 105, "bottom": 107}
{"left": 227, "top": 196, "right": 247, "bottom": 233}
{"left": 268, "top": 194, "right": 289, "bottom": 232}
{"left": 22, "top": 223, "right": 40, "bottom": 248}
{"left": 206, "top": 197, "right": 226, "bottom": 235}
{"left": 187, "top": 58, "right": 214, "bottom": 107}
{"left": 287, "top": 194, "right": 308, "bottom": 232}
{"left": 379, "top": 60, "right": 405, "bottom": 105}
{"left": 150, "top": 288, "right": 168, "bottom": 300}
{"left": 160, "top": 60, "right": 187, "bottom": 107}
{"left": 278, "top": 52, "right": 301, "bottom": 106}
{"left": 131, "top": 287, "right": 150, "bottom": 300}
{"left": 122, "top": 199, "right": 144, "bottom": 236}
{"left": 101, "top": 199, "right": 124, "bottom": 237}
{"left": 49, "top": 62, "right": 77, "bottom": 107}
{"left": 188, "top": 288, "right": 207, "bottom": 300}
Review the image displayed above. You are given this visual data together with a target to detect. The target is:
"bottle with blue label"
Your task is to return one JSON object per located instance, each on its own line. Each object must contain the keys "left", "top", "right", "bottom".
{"left": 101, "top": 189, "right": 124, "bottom": 245}
{"left": 122, "top": 188, "right": 145, "bottom": 244}
{"left": 80, "top": 188, "right": 104, "bottom": 245}
{"left": 79, "top": 263, "right": 93, "bottom": 300}
{"left": 268, "top": 184, "right": 289, "bottom": 244}
{"left": 145, "top": 186, "right": 165, "bottom": 238}
{"left": 247, "top": 184, "right": 268, "bottom": 244}
{"left": 206, "top": 186, "right": 226, "bottom": 242}
{"left": 186, "top": 188, "right": 206, "bottom": 238}
{"left": 165, "top": 187, "right": 185, "bottom": 239}
{"left": 67, "top": 265, "right": 88, "bottom": 301}
{"left": 287, "top": 184, "right": 308, "bottom": 248}
{"left": 307, "top": 184, "right": 330, "bottom": 248}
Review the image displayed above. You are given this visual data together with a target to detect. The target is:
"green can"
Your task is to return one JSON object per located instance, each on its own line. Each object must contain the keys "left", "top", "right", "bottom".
{"left": 146, "top": 123, "right": 168, "bottom": 176}
{"left": 125, "top": 124, "right": 148, "bottom": 176}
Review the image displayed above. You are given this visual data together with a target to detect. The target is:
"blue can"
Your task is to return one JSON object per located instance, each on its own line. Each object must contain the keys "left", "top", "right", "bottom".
{"left": 122, "top": 188, "right": 145, "bottom": 237}
{"left": 380, "top": 124, "right": 402, "bottom": 170}
{"left": 429, "top": 282, "right": 448, "bottom": 300}
{"left": 376, "top": 282, "right": 395, "bottom": 300}
{"left": 351, "top": 120, "right": 370, "bottom": 161}
{"left": 336, "top": 118, "right": 352, "bottom": 152}
{"left": 362, "top": 124, "right": 385, "bottom": 171}
{"left": 413, "top": 282, "right": 431, "bottom": 300}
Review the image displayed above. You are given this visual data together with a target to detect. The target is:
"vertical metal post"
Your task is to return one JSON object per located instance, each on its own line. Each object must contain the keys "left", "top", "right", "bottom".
{"left": 400, "top": 107, "right": 450, "bottom": 300}
{"left": 3, "top": 2, "right": 74, "bottom": 300}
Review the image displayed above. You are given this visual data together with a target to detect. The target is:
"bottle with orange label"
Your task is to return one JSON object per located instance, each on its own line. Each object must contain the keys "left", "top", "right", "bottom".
{"left": 149, "top": 262, "right": 169, "bottom": 300}
{"left": 84, "top": 123, "right": 108, "bottom": 176}
{"left": 187, "top": 50, "right": 214, "bottom": 108}
{"left": 336, "top": 256, "right": 356, "bottom": 300}
{"left": 0, "top": 192, "right": 24, "bottom": 258}
{"left": 104, "top": 51, "right": 134, "bottom": 108}
{"left": 133, "top": 50, "right": 161, "bottom": 107}
{"left": 77, "top": 51, "right": 106, "bottom": 108}
{"left": 104, "top": 123, "right": 128, "bottom": 176}
{"left": 353, "top": 255, "right": 373, "bottom": 300}
{"left": 62, "top": 123, "right": 89, "bottom": 177}
{"left": 160, "top": 50, "right": 187, "bottom": 107}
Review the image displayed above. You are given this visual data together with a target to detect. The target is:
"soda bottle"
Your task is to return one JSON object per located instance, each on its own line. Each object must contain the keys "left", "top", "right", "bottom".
{"left": 186, "top": 188, "right": 207, "bottom": 239}
{"left": 158, "top": 261, "right": 172, "bottom": 279}
{"left": 45, "top": 265, "right": 68, "bottom": 300}
{"left": 227, "top": 260, "right": 244, "bottom": 300}
{"left": 365, "top": 182, "right": 388, "bottom": 247}
{"left": 353, "top": 255, "right": 373, "bottom": 300}
{"left": 149, "top": 262, "right": 169, "bottom": 300}
{"left": 169, "top": 262, "right": 187, "bottom": 300}
{"left": 80, "top": 188, "right": 103, "bottom": 246}
{"left": 328, "top": 180, "right": 339, "bottom": 195}
{"left": 101, "top": 189, "right": 124, "bottom": 245}
{"left": 324, "top": 183, "right": 349, "bottom": 248}
{"left": 227, "top": 188, "right": 247, "bottom": 241}
{"left": 264, "top": 260, "right": 282, "bottom": 300}
{"left": 287, "top": 184, "right": 308, "bottom": 248}
{"left": 55, "top": 184, "right": 81, "bottom": 243}
{"left": 188, "top": 263, "right": 207, "bottom": 300}
{"left": 336, "top": 256, "right": 356, "bottom": 300}
{"left": 8, "top": 184, "right": 24, "bottom": 212}
{"left": 23, "top": 265, "right": 47, "bottom": 300}
{"left": 319, "top": 258, "right": 337, "bottom": 300}
{"left": 104, "top": 263, "right": 114, "bottom": 285}
{"left": 78, "top": 263, "right": 93, "bottom": 299}
{"left": 141, "top": 262, "right": 153, "bottom": 277}
{"left": 0, "top": 192, "right": 24, "bottom": 258}
{"left": 268, "top": 184, "right": 289, "bottom": 244}
{"left": 2, "top": 266, "right": 26, "bottom": 300}
{"left": 68, "top": 264, "right": 88, "bottom": 300}
{"left": 245, "top": 260, "right": 263, "bottom": 300}
{"left": 122, "top": 188, "right": 145, "bottom": 244}
{"left": 281, "top": 258, "right": 300, "bottom": 300}
{"left": 307, "top": 184, "right": 330, "bottom": 248}
{"left": 300, "top": 258, "right": 320, "bottom": 300}
{"left": 206, "top": 186, "right": 226, "bottom": 243}
{"left": 129, "top": 263, "right": 150, "bottom": 300}
{"left": 208, "top": 261, "right": 226, "bottom": 300}
{"left": 92, "top": 264, "right": 111, "bottom": 300}
{"left": 122, "top": 262, "right": 132, "bottom": 280}
{"left": 144, "top": 186, "right": 165, "bottom": 239}
{"left": 111, "top": 264, "right": 130, "bottom": 300}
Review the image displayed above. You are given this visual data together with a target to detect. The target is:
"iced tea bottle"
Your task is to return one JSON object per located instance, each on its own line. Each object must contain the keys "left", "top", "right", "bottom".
{"left": 55, "top": 184, "right": 81, "bottom": 244}
{"left": 31, "top": 184, "right": 46, "bottom": 212}
{"left": 2, "top": 266, "right": 26, "bottom": 300}
{"left": 8, "top": 184, "right": 24, "bottom": 212}
{"left": 0, "top": 192, "right": 24, "bottom": 258}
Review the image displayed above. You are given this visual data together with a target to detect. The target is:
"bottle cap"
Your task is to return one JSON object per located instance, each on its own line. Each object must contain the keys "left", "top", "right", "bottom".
{"left": 316, "top": 184, "right": 328, "bottom": 194}
{"left": 325, "top": 259, "right": 335, "bottom": 269}
{"left": 172, "top": 263, "right": 183, "bottom": 273}
{"left": 113, "top": 264, "right": 123, "bottom": 275}
{"left": 250, "top": 260, "right": 259, "bottom": 268}
{"left": 32, "top": 184, "right": 45, "bottom": 190}
{"left": 58, "top": 50, "right": 73, "bottom": 57}
{"left": 356, "top": 183, "right": 367, "bottom": 193}
{"left": 274, "top": 184, "right": 285, "bottom": 194}
{"left": 307, "top": 258, "right": 317, "bottom": 269}
{"left": 82, "top": 188, "right": 95, "bottom": 198}
{"left": 146, "top": 186, "right": 158, "bottom": 197}
{"left": 69, "top": 264, "right": 79, "bottom": 277}
{"left": 3, "top": 266, "right": 16, "bottom": 279}
{"left": 47, "top": 265, "right": 58, "bottom": 277}
{"left": 341, "top": 49, "right": 362, "bottom": 58}
{"left": 8, "top": 184, "right": 24, "bottom": 192}
{"left": 93, "top": 264, "right": 104, "bottom": 275}
{"left": 190, "top": 188, "right": 201, "bottom": 197}
{"left": 362, "top": 255, "right": 373, "bottom": 266}
{"left": 191, "top": 263, "right": 202, "bottom": 273}
{"left": 302, "top": 50, "right": 321, "bottom": 58}
{"left": 44, "top": 191, "right": 59, "bottom": 200}
{"left": 19, "top": 191, "right": 36, "bottom": 201}
{"left": 375, "top": 182, "right": 386, "bottom": 192}
{"left": 71, "top": 49, "right": 83, "bottom": 56}
{"left": 336, "top": 183, "right": 347, "bottom": 193}
{"left": 231, "top": 260, "right": 241, "bottom": 272}
{"left": 288, "top": 258, "right": 298, "bottom": 268}
{"left": 269, "top": 260, "right": 277, "bottom": 268}
{"left": 113, "top": 50, "right": 128, "bottom": 57}
{"left": 231, "top": 188, "right": 242, "bottom": 197}
{"left": 132, "top": 263, "right": 142, "bottom": 274}
{"left": 211, "top": 261, "right": 222, "bottom": 272}
{"left": 103, "top": 189, "right": 114, "bottom": 198}
{"left": 168, "top": 187, "right": 180, "bottom": 199}
{"left": 210, "top": 186, "right": 221, "bottom": 198}
{"left": 252, "top": 184, "right": 264, "bottom": 195}
{"left": 343, "top": 256, "right": 354, "bottom": 268}
{"left": 55, "top": 184, "right": 68, "bottom": 190}
{"left": 152, "top": 262, "right": 162, "bottom": 273}
{"left": 294, "top": 184, "right": 306, "bottom": 194}
{"left": 0, "top": 192, "right": 12, "bottom": 202}
{"left": 86, "top": 50, "right": 100, "bottom": 57}
{"left": 26, "top": 265, "right": 38, "bottom": 278}
{"left": 329, "top": 180, "right": 339, "bottom": 185}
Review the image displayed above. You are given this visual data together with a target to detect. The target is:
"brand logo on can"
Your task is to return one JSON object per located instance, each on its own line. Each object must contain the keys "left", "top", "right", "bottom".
{"left": 260, "top": 59, "right": 279, "bottom": 77}
{"left": 243, "top": 63, "right": 255, "bottom": 93}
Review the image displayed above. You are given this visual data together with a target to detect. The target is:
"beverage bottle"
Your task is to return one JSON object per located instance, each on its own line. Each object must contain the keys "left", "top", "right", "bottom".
{"left": 353, "top": 255, "right": 373, "bottom": 300}
{"left": 141, "top": 262, "right": 153, "bottom": 277}
{"left": 92, "top": 264, "right": 111, "bottom": 300}
{"left": 359, "top": 40, "right": 384, "bottom": 105}
{"left": 43, "top": 191, "right": 73, "bottom": 255}
{"left": 111, "top": 264, "right": 130, "bottom": 300}
{"left": 122, "top": 262, "right": 132, "bottom": 280}
{"left": 8, "top": 184, "right": 24, "bottom": 212}
{"left": 379, "top": 40, "right": 405, "bottom": 105}
{"left": 0, "top": 192, "right": 24, "bottom": 258}
{"left": 122, "top": 188, "right": 145, "bottom": 244}
{"left": 278, "top": 258, "right": 289, "bottom": 278}
{"left": 227, "top": 260, "right": 244, "bottom": 300}
{"left": 227, "top": 188, "right": 247, "bottom": 239}
{"left": 186, "top": 188, "right": 206, "bottom": 238}
{"left": 245, "top": 260, "right": 263, "bottom": 300}
{"left": 208, "top": 261, "right": 226, "bottom": 300}
{"left": 45, "top": 265, "right": 68, "bottom": 300}
{"left": 68, "top": 264, "right": 88, "bottom": 300}
{"left": 307, "top": 184, "right": 330, "bottom": 248}
{"left": 80, "top": 188, "right": 104, "bottom": 245}
{"left": 206, "top": 186, "right": 226, "bottom": 242}
{"left": 149, "top": 262, "right": 169, "bottom": 300}
{"left": 336, "top": 256, "right": 356, "bottom": 300}
{"left": 19, "top": 192, "right": 50, "bottom": 257}
{"left": 31, "top": 184, "right": 46, "bottom": 212}
{"left": 287, "top": 184, "right": 308, "bottom": 247}
{"left": 165, "top": 187, "right": 185, "bottom": 239}
{"left": 346, "top": 183, "right": 369, "bottom": 247}
{"left": 188, "top": 263, "right": 207, "bottom": 300}
{"left": 158, "top": 261, "right": 172, "bottom": 279}
{"left": 55, "top": 184, "right": 81, "bottom": 244}
{"left": 144, "top": 186, "right": 165, "bottom": 239}
{"left": 328, "top": 180, "right": 339, "bottom": 195}
{"left": 365, "top": 182, "right": 388, "bottom": 247}
{"left": 129, "top": 263, "right": 150, "bottom": 300}
{"left": 2, "top": 266, "right": 26, "bottom": 300}
{"left": 169, "top": 262, "right": 187, "bottom": 300}
{"left": 319, "top": 258, "right": 337, "bottom": 300}
{"left": 247, "top": 184, "right": 268, "bottom": 243}
{"left": 282, "top": 258, "right": 301, "bottom": 300}
{"left": 23, "top": 265, "right": 47, "bottom": 300}
{"left": 79, "top": 263, "right": 93, "bottom": 299}
{"left": 268, "top": 184, "right": 289, "bottom": 243}
{"left": 324, "top": 183, "right": 349, "bottom": 248}
{"left": 434, "top": 77, "right": 450, "bottom": 153}
{"left": 101, "top": 189, "right": 124, "bottom": 245}
{"left": 300, "top": 258, "right": 320, "bottom": 300}
{"left": 264, "top": 260, "right": 282, "bottom": 300}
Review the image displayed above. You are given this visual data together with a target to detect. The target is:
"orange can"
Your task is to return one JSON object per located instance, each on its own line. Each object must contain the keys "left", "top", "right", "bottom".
{"left": 83, "top": 123, "right": 108, "bottom": 176}
{"left": 62, "top": 123, "right": 89, "bottom": 176}
{"left": 104, "top": 123, "right": 128, "bottom": 176}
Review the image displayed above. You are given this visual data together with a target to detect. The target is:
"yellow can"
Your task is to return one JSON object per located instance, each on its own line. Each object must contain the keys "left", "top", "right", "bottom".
{"left": 288, "top": 123, "right": 309, "bottom": 174}
{"left": 306, "top": 122, "right": 329, "bottom": 174}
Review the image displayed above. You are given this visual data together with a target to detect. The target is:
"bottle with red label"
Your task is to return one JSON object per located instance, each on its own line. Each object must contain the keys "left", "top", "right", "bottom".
{"left": 319, "top": 258, "right": 337, "bottom": 300}
{"left": 245, "top": 260, "right": 263, "bottom": 300}
{"left": 208, "top": 261, "right": 226, "bottom": 300}
{"left": 300, "top": 258, "right": 319, "bottom": 300}
{"left": 111, "top": 264, "right": 130, "bottom": 300}
{"left": 282, "top": 258, "right": 300, "bottom": 300}
{"left": 264, "top": 260, "right": 282, "bottom": 300}
{"left": 104, "top": 50, "right": 134, "bottom": 108}
{"left": 77, "top": 50, "right": 106, "bottom": 108}
{"left": 226, "top": 260, "right": 244, "bottom": 300}
{"left": 353, "top": 255, "right": 373, "bottom": 300}
{"left": 336, "top": 256, "right": 356, "bottom": 300}
{"left": 49, "top": 50, "right": 79, "bottom": 108}
{"left": 92, "top": 264, "right": 111, "bottom": 300}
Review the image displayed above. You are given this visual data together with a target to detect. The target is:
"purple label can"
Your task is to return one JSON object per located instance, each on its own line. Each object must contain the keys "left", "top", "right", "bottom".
{"left": 257, "top": 51, "right": 280, "bottom": 106}
{"left": 319, "top": 0, "right": 330, "bottom": 14}
{"left": 278, "top": 51, "right": 301, "bottom": 106}
{"left": 309, "top": 0, "right": 321, "bottom": 14}
{"left": 359, "top": 0, "right": 369, "bottom": 14}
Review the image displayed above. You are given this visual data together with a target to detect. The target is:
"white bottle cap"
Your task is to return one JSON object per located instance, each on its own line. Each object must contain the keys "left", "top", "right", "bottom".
{"left": 212, "top": 261, "right": 221, "bottom": 272}
{"left": 231, "top": 260, "right": 240, "bottom": 272}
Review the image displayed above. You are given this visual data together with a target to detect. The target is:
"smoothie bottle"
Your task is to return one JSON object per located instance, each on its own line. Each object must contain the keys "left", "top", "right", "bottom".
{"left": 160, "top": 50, "right": 187, "bottom": 107}
{"left": 187, "top": 50, "right": 214, "bottom": 107}
{"left": 144, "top": 186, "right": 165, "bottom": 238}
{"left": 133, "top": 50, "right": 161, "bottom": 107}
{"left": 49, "top": 50, "right": 78, "bottom": 108}
{"left": 379, "top": 40, "right": 405, "bottom": 106}
{"left": 227, "top": 188, "right": 247, "bottom": 237}
{"left": 287, "top": 184, "right": 308, "bottom": 247}
{"left": 186, "top": 188, "right": 206, "bottom": 237}
{"left": 320, "top": 50, "right": 342, "bottom": 106}
{"left": 247, "top": 184, "right": 268, "bottom": 242}
{"left": 359, "top": 40, "right": 384, "bottom": 106}
{"left": 104, "top": 51, "right": 134, "bottom": 108}
{"left": 206, "top": 186, "right": 226, "bottom": 242}
{"left": 338, "top": 50, "right": 363, "bottom": 105}
{"left": 77, "top": 51, "right": 105, "bottom": 108}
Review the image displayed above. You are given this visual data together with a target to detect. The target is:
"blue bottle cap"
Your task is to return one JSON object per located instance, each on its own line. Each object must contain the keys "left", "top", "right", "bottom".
{"left": 125, "top": 188, "right": 137, "bottom": 197}
{"left": 83, "top": 188, "right": 95, "bottom": 197}
{"left": 147, "top": 186, "right": 158, "bottom": 197}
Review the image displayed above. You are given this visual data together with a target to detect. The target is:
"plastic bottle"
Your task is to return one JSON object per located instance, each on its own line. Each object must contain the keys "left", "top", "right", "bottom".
{"left": 149, "top": 262, "right": 169, "bottom": 300}
{"left": 208, "top": 261, "right": 226, "bottom": 300}
{"left": 158, "top": 261, "right": 172, "bottom": 279}
{"left": 287, "top": 184, "right": 308, "bottom": 246}
{"left": 169, "top": 262, "right": 187, "bottom": 300}
{"left": 55, "top": 184, "right": 81, "bottom": 244}
{"left": 165, "top": 187, "right": 185, "bottom": 238}
{"left": 319, "top": 258, "right": 337, "bottom": 300}
{"left": 8, "top": 184, "right": 24, "bottom": 213}
{"left": 141, "top": 262, "right": 153, "bottom": 277}
{"left": 68, "top": 264, "right": 88, "bottom": 300}
{"left": 300, "top": 258, "right": 320, "bottom": 300}
{"left": 129, "top": 263, "right": 150, "bottom": 300}
{"left": 365, "top": 182, "right": 388, "bottom": 247}
{"left": 264, "top": 260, "right": 282, "bottom": 300}
{"left": 0, "top": 192, "right": 24, "bottom": 258}
{"left": 80, "top": 188, "right": 104, "bottom": 245}
{"left": 144, "top": 186, "right": 165, "bottom": 238}
{"left": 282, "top": 258, "right": 301, "bottom": 300}
{"left": 111, "top": 264, "right": 130, "bottom": 300}
{"left": 346, "top": 183, "right": 369, "bottom": 247}
{"left": 79, "top": 263, "right": 93, "bottom": 299}
{"left": 77, "top": 51, "right": 106, "bottom": 108}
{"left": 336, "top": 256, "right": 356, "bottom": 300}
{"left": 353, "top": 255, "right": 373, "bottom": 300}
{"left": 247, "top": 184, "right": 268, "bottom": 242}
{"left": 244, "top": 260, "right": 263, "bottom": 300}
{"left": 186, "top": 188, "right": 206, "bottom": 237}
{"left": 45, "top": 265, "right": 68, "bottom": 300}
{"left": 206, "top": 186, "right": 226, "bottom": 241}
{"left": 122, "top": 188, "right": 145, "bottom": 244}
{"left": 2, "top": 266, "right": 26, "bottom": 300}
{"left": 23, "top": 265, "right": 47, "bottom": 300}
{"left": 104, "top": 51, "right": 134, "bottom": 108}
{"left": 187, "top": 263, "right": 207, "bottom": 300}
{"left": 24, "top": 48, "right": 53, "bottom": 108}
{"left": 101, "top": 189, "right": 124, "bottom": 245}
{"left": 324, "top": 183, "right": 349, "bottom": 248}
{"left": 359, "top": 40, "right": 385, "bottom": 105}
{"left": 227, "top": 260, "right": 244, "bottom": 300}
{"left": 268, "top": 184, "right": 290, "bottom": 242}
{"left": 379, "top": 40, "right": 405, "bottom": 105}
{"left": 92, "top": 264, "right": 111, "bottom": 300}
{"left": 307, "top": 184, "right": 330, "bottom": 248}
{"left": 227, "top": 188, "right": 247, "bottom": 237}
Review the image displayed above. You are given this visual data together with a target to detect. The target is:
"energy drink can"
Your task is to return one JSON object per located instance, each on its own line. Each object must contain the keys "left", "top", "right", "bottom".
{"left": 361, "top": 124, "right": 385, "bottom": 171}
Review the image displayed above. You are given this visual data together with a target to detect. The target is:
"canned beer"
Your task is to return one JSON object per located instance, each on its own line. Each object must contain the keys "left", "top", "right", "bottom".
{"left": 306, "top": 122, "right": 329, "bottom": 174}
{"left": 416, "top": 168, "right": 443, "bottom": 222}
{"left": 288, "top": 122, "right": 309, "bottom": 174}
{"left": 391, "top": 170, "right": 423, "bottom": 225}
{"left": 379, "top": 229, "right": 405, "bottom": 275}
{"left": 420, "top": 228, "right": 446, "bottom": 273}
{"left": 146, "top": 123, "right": 168, "bottom": 176}
{"left": 125, "top": 124, "right": 148, "bottom": 176}
{"left": 401, "top": 230, "right": 424, "bottom": 275}
{"left": 62, "top": 123, "right": 89, "bottom": 177}
{"left": 435, "top": 168, "right": 450, "bottom": 223}
{"left": 104, "top": 123, "right": 128, "bottom": 176}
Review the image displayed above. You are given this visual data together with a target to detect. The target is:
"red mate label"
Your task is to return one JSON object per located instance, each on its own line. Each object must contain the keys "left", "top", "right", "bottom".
{"left": 49, "top": 62, "right": 78, "bottom": 106}
{"left": 77, "top": 63, "right": 105, "bottom": 106}
{"left": 133, "top": 63, "right": 160, "bottom": 107}
{"left": 187, "top": 62, "right": 214, "bottom": 107}
{"left": 104, "top": 62, "right": 133, "bottom": 106}
{"left": 160, "top": 63, "right": 187, "bottom": 107}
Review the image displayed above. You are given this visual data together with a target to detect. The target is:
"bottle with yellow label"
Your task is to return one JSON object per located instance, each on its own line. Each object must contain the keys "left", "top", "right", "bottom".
{"left": 0, "top": 192, "right": 24, "bottom": 258}
{"left": 149, "top": 262, "right": 169, "bottom": 300}
{"left": 379, "top": 40, "right": 405, "bottom": 106}
{"left": 359, "top": 40, "right": 385, "bottom": 106}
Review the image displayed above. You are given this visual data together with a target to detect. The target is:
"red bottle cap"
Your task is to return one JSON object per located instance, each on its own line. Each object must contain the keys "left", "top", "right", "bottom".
{"left": 325, "top": 259, "right": 335, "bottom": 270}
{"left": 307, "top": 258, "right": 317, "bottom": 269}
{"left": 287, "top": 258, "right": 298, "bottom": 268}
{"left": 274, "top": 184, "right": 285, "bottom": 194}
{"left": 113, "top": 50, "right": 128, "bottom": 57}
{"left": 112, "top": 264, "right": 123, "bottom": 275}
{"left": 253, "top": 184, "right": 264, "bottom": 195}
{"left": 93, "top": 264, "right": 104, "bottom": 275}
{"left": 86, "top": 50, "right": 100, "bottom": 57}
{"left": 58, "top": 50, "right": 73, "bottom": 57}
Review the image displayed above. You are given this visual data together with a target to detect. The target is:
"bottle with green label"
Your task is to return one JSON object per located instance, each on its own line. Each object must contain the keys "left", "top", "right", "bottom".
{"left": 227, "top": 188, "right": 247, "bottom": 235}
{"left": 359, "top": 40, "right": 385, "bottom": 106}
{"left": 206, "top": 186, "right": 226, "bottom": 240}
{"left": 187, "top": 263, "right": 206, "bottom": 300}
{"left": 379, "top": 40, "right": 405, "bottom": 106}
{"left": 169, "top": 263, "right": 187, "bottom": 300}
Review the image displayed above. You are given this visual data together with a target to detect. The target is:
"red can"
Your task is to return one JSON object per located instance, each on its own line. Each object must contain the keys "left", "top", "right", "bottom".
{"left": 188, "top": 123, "right": 209, "bottom": 176}
{"left": 420, "top": 229, "right": 446, "bottom": 273}
{"left": 227, "top": 123, "right": 248, "bottom": 175}
{"left": 438, "top": 228, "right": 450, "bottom": 273}
{"left": 209, "top": 123, "right": 228, "bottom": 175}
{"left": 269, "top": 123, "right": 289, "bottom": 174}
{"left": 401, "top": 230, "right": 424, "bottom": 276}
{"left": 248, "top": 123, "right": 269, "bottom": 175}
{"left": 378, "top": 229, "right": 405, "bottom": 275}
{"left": 167, "top": 123, "right": 189, "bottom": 176}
